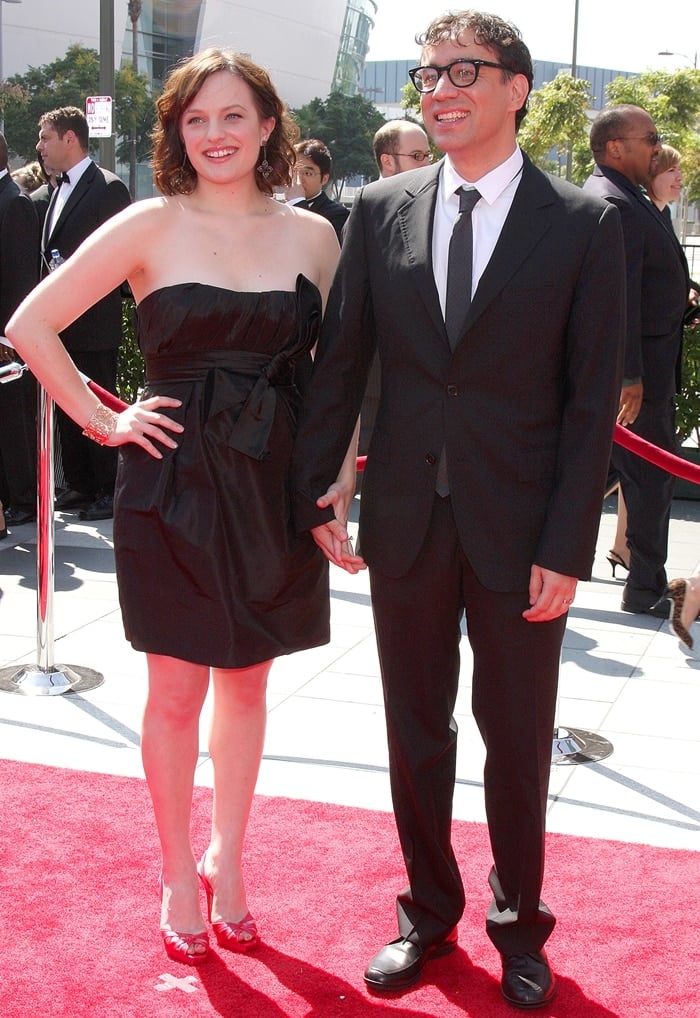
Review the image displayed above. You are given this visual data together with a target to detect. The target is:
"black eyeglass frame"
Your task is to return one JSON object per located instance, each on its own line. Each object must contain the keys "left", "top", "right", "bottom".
{"left": 408, "top": 58, "right": 511, "bottom": 93}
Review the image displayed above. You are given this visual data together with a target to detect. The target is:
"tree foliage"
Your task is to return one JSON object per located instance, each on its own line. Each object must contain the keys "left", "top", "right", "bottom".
{"left": 3, "top": 43, "right": 155, "bottom": 167}
{"left": 292, "top": 91, "right": 386, "bottom": 194}
{"left": 518, "top": 74, "right": 592, "bottom": 177}
{"left": 605, "top": 68, "right": 700, "bottom": 201}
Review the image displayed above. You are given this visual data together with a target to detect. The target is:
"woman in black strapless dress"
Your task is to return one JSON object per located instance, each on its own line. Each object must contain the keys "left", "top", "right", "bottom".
{"left": 8, "top": 49, "right": 361, "bottom": 966}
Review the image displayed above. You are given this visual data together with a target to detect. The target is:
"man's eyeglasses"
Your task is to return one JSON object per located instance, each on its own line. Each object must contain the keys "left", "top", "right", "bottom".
{"left": 409, "top": 59, "right": 510, "bottom": 93}
{"left": 613, "top": 132, "right": 662, "bottom": 146}
{"left": 394, "top": 150, "right": 433, "bottom": 163}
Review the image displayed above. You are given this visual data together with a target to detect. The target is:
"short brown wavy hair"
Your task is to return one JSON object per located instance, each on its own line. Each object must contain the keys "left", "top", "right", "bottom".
{"left": 152, "top": 48, "right": 299, "bottom": 196}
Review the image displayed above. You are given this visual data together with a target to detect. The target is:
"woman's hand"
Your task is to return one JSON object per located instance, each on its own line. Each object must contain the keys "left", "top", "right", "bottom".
{"left": 311, "top": 481, "right": 365, "bottom": 573}
{"left": 109, "top": 396, "right": 184, "bottom": 459}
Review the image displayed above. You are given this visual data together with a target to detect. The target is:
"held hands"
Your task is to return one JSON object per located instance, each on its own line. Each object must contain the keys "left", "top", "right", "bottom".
{"left": 108, "top": 395, "right": 184, "bottom": 459}
{"left": 310, "top": 481, "right": 366, "bottom": 574}
{"left": 523, "top": 565, "right": 577, "bottom": 622}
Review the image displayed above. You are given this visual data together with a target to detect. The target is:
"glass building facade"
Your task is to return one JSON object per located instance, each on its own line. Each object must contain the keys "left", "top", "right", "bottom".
{"left": 332, "top": 0, "right": 378, "bottom": 95}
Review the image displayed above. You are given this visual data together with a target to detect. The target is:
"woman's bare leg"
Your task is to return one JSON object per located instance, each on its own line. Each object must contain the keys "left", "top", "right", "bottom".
{"left": 201, "top": 660, "right": 271, "bottom": 925}
{"left": 141, "top": 652, "right": 210, "bottom": 943}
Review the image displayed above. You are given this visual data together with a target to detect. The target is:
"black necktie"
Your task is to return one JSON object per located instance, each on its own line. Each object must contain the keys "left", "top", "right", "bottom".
{"left": 57, "top": 172, "right": 70, "bottom": 186}
{"left": 445, "top": 186, "right": 481, "bottom": 350}
{"left": 436, "top": 186, "right": 481, "bottom": 496}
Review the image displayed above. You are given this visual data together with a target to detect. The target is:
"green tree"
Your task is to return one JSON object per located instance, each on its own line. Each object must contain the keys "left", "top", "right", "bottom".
{"left": 518, "top": 74, "right": 592, "bottom": 178}
{"left": 293, "top": 90, "right": 386, "bottom": 194}
{"left": 3, "top": 43, "right": 154, "bottom": 170}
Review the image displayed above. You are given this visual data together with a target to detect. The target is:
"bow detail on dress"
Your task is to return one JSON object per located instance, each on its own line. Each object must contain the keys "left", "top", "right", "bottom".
{"left": 204, "top": 275, "right": 322, "bottom": 460}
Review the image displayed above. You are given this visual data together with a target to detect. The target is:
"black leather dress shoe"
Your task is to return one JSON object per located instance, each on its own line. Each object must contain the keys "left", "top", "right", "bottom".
{"left": 364, "top": 928, "right": 458, "bottom": 991}
{"left": 55, "top": 489, "right": 93, "bottom": 511}
{"left": 79, "top": 494, "right": 114, "bottom": 522}
{"left": 501, "top": 951, "right": 556, "bottom": 1009}
{"left": 4, "top": 507, "right": 36, "bottom": 526}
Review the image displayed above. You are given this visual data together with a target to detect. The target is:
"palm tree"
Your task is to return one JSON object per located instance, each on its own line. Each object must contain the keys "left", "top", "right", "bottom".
{"left": 127, "top": 0, "right": 142, "bottom": 197}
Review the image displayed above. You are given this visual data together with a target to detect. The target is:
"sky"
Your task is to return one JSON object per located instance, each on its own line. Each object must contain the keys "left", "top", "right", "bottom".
{"left": 366, "top": 0, "right": 699, "bottom": 74}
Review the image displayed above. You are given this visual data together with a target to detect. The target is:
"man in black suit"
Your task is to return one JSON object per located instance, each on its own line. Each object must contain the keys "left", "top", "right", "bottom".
{"left": 36, "top": 106, "right": 131, "bottom": 521}
{"left": 292, "top": 10, "right": 625, "bottom": 1009}
{"left": 29, "top": 153, "right": 58, "bottom": 233}
{"left": 583, "top": 106, "right": 690, "bottom": 617}
{"left": 285, "top": 139, "right": 349, "bottom": 244}
{"left": 0, "top": 132, "right": 40, "bottom": 529}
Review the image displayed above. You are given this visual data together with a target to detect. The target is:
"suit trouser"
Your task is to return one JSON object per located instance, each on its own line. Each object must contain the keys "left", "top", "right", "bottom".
{"left": 56, "top": 350, "right": 118, "bottom": 496}
{"left": 0, "top": 370, "right": 37, "bottom": 511}
{"left": 612, "top": 394, "right": 677, "bottom": 599}
{"left": 368, "top": 495, "right": 563, "bottom": 955}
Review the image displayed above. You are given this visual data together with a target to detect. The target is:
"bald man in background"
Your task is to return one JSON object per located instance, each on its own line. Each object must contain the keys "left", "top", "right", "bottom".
{"left": 373, "top": 119, "right": 432, "bottom": 178}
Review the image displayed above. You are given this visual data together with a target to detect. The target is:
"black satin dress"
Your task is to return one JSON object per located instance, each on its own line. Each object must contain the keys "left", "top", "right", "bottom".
{"left": 113, "top": 275, "right": 330, "bottom": 668}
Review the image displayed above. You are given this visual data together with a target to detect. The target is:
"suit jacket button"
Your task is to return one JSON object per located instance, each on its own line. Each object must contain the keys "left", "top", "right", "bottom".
{"left": 447, "top": 384, "right": 458, "bottom": 396}
{"left": 425, "top": 453, "right": 436, "bottom": 465}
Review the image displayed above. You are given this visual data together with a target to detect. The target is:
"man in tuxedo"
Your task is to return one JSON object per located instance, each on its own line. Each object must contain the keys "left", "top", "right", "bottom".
{"left": 285, "top": 139, "right": 349, "bottom": 243}
{"left": 36, "top": 106, "right": 131, "bottom": 521}
{"left": 30, "top": 154, "right": 58, "bottom": 232}
{"left": 0, "top": 132, "right": 40, "bottom": 528}
{"left": 292, "top": 10, "right": 625, "bottom": 1009}
{"left": 583, "top": 106, "right": 690, "bottom": 617}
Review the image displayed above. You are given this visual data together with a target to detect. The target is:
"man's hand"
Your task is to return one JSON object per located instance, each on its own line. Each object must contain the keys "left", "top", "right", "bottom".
{"left": 617, "top": 382, "right": 642, "bottom": 426}
{"left": 522, "top": 565, "right": 577, "bottom": 622}
{"left": 310, "top": 482, "right": 366, "bottom": 573}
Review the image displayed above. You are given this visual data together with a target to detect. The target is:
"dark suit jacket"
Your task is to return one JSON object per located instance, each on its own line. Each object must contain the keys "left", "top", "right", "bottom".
{"left": 296, "top": 190, "right": 349, "bottom": 244}
{"left": 583, "top": 164, "right": 689, "bottom": 397}
{"left": 292, "top": 156, "right": 625, "bottom": 590}
{"left": 0, "top": 174, "right": 39, "bottom": 332}
{"left": 30, "top": 181, "right": 53, "bottom": 233}
{"left": 41, "top": 161, "right": 131, "bottom": 353}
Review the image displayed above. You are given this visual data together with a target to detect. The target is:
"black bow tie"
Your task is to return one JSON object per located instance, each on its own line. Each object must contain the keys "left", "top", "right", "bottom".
{"left": 57, "top": 172, "right": 70, "bottom": 186}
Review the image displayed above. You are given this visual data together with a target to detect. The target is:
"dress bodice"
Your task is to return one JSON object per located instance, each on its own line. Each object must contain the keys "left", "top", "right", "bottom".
{"left": 135, "top": 274, "right": 322, "bottom": 461}
{"left": 137, "top": 273, "right": 321, "bottom": 365}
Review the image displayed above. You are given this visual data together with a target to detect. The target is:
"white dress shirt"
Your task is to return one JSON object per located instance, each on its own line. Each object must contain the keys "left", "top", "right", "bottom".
{"left": 47, "top": 155, "right": 92, "bottom": 237}
{"left": 432, "top": 146, "right": 524, "bottom": 318}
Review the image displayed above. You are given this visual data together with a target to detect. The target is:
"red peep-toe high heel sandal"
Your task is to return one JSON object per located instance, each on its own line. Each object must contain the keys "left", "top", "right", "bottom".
{"left": 197, "top": 854, "right": 259, "bottom": 952}
{"left": 159, "top": 876, "right": 209, "bottom": 966}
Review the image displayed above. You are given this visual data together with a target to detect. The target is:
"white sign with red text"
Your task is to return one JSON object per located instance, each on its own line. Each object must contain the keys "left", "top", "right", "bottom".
{"left": 86, "top": 96, "right": 113, "bottom": 138}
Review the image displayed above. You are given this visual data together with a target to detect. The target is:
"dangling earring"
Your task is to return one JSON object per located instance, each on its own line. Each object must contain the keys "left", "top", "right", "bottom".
{"left": 257, "top": 138, "right": 272, "bottom": 181}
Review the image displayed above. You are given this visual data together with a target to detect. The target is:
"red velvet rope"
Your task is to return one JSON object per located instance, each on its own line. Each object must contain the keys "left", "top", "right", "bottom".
{"left": 81, "top": 380, "right": 700, "bottom": 488}
{"left": 612, "top": 424, "right": 700, "bottom": 484}
{"left": 356, "top": 428, "right": 700, "bottom": 484}
{"left": 85, "top": 378, "right": 128, "bottom": 412}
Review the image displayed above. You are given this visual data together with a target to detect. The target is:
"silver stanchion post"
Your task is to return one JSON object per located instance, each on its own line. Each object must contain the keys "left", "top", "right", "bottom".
{"left": 551, "top": 671, "right": 613, "bottom": 766}
{"left": 0, "top": 375, "right": 104, "bottom": 695}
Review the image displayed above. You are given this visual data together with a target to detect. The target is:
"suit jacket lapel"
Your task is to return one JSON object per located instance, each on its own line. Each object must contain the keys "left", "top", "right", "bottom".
{"left": 468, "top": 157, "right": 554, "bottom": 329}
{"left": 45, "top": 161, "right": 97, "bottom": 250}
{"left": 397, "top": 164, "right": 444, "bottom": 336}
{"left": 41, "top": 183, "right": 61, "bottom": 253}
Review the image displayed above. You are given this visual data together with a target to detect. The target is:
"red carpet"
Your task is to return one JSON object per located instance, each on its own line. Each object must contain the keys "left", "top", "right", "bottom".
{"left": 0, "top": 758, "right": 698, "bottom": 1017}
